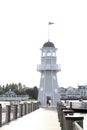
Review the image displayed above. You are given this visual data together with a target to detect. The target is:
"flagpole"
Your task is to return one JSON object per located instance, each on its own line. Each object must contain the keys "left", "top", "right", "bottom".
{"left": 48, "top": 23, "right": 50, "bottom": 41}
{"left": 48, "top": 22, "right": 54, "bottom": 42}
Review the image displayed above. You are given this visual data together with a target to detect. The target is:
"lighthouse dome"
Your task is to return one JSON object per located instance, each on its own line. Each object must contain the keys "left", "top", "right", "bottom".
{"left": 43, "top": 41, "right": 55, "bottom": 48}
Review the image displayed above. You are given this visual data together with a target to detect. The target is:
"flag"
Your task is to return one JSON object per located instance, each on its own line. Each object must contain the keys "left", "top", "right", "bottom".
{"left": 48, "top": 22, "right": 54, "bottom": 25}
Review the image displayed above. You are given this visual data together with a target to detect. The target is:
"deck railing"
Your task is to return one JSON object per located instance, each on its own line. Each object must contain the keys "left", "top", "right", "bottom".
{"left": 57, "top": 102, "right": 84, "bottom": 130}
{"left": 73, "top": 121, "right": 83, "bottom": 130}
{"left": 0, "top": 101, "right": 40, "bottom": 127}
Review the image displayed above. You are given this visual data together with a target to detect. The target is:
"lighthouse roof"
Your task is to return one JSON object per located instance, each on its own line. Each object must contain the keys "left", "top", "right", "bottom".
{"left": 43, "top": 41, "right": 55, "bottom": 48}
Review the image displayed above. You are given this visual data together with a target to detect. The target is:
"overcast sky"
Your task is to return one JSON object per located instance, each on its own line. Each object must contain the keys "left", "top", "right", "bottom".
{"left": 0, "top": 0, "right": 87, "bottom": 88}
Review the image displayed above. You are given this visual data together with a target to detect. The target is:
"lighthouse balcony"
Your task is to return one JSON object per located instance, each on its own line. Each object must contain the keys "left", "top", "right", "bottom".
{"left": 37, "top": 64, "right": 61, "bottom": 71}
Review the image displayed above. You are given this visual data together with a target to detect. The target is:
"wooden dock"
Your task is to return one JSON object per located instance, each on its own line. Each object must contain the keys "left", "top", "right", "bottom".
{"left": 0, "top": 108, "right": 61, "bottom": 130}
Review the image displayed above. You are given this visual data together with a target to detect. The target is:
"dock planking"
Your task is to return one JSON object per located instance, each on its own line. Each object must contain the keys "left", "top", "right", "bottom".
{"left": 0, "top": 108, "right": 61, "bottom": 130}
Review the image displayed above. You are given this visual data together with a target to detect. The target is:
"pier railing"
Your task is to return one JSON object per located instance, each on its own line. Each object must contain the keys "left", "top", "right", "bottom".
{"left": 0, "top": 101, "right": 40, "bottom": 127}
{"left": 57, "top": 102, "right": 84, "bottom": 130}
{"left": 73, "top": 121, "right": 83, "bottom": 130}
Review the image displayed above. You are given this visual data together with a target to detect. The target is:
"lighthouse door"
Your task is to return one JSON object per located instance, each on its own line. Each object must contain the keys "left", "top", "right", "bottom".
{"left": 46, "top": 96, "right": 52, "bottom": 107}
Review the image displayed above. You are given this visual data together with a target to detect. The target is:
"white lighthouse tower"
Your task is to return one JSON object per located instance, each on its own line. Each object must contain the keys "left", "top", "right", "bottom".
{"left": 37, "top": 41, "right": 61, "bottom": 107}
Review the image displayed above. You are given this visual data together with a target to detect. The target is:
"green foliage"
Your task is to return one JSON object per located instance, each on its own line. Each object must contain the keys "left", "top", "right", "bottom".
{"left": 0, "top": 83, "right": 38, "bottom": 99}
{"left": 26, "top": 86, "right": 38, "bottom": 100}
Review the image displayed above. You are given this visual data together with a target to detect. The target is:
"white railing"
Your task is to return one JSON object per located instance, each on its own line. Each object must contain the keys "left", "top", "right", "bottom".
{"left": 0, "top": 96, "right": 29, "bottom": 101}
{"left": 37, "top": 64, "right": 61, "bottom": 71}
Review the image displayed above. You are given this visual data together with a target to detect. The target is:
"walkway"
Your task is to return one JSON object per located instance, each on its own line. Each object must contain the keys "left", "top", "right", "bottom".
{"left": 0, "top": 108, "right": 61, "bottom": 130}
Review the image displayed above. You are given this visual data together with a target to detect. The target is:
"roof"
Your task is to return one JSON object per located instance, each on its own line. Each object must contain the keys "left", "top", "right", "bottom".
{"left": 43, "top": 41, "right": 55, "bottom": 48}
{"left": 5, "top": 89, "right": 17, "bottom": 96}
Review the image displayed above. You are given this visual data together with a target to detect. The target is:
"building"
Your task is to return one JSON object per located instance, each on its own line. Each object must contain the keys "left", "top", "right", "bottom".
{"left": 4, "top": 89, "right": 17, "bottom": 97}
{"left": 0, "top": 89, "right": 29, "bottom": 101}
{"left": 59, "top": 87, "right": 67, "bottom": 99}
{"left": 66, "top": 87, "right": 80, "bottom": 99}
{"left": 78, "top": 85, "right": 87, "bottom": 98}
{"left": 37, "top": 41, "right": 61, "bottom": 107}
{"left": 59, "top": 87, "right": 81, "bottom": 99}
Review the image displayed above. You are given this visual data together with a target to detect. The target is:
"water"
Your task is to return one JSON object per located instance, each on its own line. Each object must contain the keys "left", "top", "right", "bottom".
{"left": 0, "top": 101, "right": 10, "bottom": 107}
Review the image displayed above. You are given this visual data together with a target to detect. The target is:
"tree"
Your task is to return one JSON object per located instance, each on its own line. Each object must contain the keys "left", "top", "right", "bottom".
{"left": 0, "top": 85, "right": 4, "bottom": 94}
{"left": 26, "top": 86, "right": 38, "bottom": 99}
{"left": 33, "top": 86, "right": 38, "bottom": 99}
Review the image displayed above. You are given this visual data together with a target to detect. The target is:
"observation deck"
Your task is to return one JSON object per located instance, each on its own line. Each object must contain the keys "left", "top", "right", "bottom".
{"left": 37, "top": 64, "right": 61, "bottom": 72}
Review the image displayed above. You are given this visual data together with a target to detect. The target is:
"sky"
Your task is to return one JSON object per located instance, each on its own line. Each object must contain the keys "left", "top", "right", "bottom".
{"left": 0, "top": 0, "right": 87, "bottom": 88}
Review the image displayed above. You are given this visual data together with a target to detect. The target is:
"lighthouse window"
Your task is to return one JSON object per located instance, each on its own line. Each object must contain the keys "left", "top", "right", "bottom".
{"left": 42, "top": 52, "right": 45, "bottom": 56}
{"left": 53, "top": 76, "right": 56, "bottom": 80}
{"left": 54, "top": 88, "right": 58, "bottom": 93}
{"left": 42, "top": 75, "right": 44, "bottom": 78}
{"left": 52, "top": 52, "right": 56, "bottom": 56}
{"left": 47, "top": 51, "right": 51, "bottom": 56}
{"left": 40, "top": 87, "right": 43, "bottom": 91}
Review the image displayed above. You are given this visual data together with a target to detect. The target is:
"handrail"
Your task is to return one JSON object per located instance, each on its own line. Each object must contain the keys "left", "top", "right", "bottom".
{"left": 73, "top": 121, "right": 83, "bottom": 130}
{"left": 0, "top": 101, "right": 40, "bottom": 127}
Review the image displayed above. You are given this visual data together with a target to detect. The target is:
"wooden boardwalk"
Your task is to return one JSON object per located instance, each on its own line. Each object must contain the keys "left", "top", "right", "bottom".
{"left": 0, "top": 108, "right": 61, "bottom": 130}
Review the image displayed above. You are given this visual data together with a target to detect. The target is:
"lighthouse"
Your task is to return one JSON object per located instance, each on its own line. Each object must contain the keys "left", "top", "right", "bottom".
{"left": 37, "top": 41, "right": 61, "bottom": 107}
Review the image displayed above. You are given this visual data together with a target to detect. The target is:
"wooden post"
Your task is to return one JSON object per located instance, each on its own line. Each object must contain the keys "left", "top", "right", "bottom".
{"left": 24, "top": 103, "right": 27, "bottom": 115}
{"left": 59, "top": 106, "right": 67, "bottom": 127}
{"left": 13, "top": 105, "right": 18, "bottom": 119}
{"left": 0, "top": 104, "right": 2, "bottom": 127}
{"left": 30, "top": 103, "right": 32, "bottom": 112}
{"left": 70, "top": 102, "right": 72, "bottom": 109}
{"left": 28, "top": 103, "right": 31, "bottom": 113}
{"left": 62, "top": 110, "right": 74, "bottom": 130}
{"left": 31, "top": 102, "right": 33, "bottom": 112}
{"left": 19, "top": 104, "right": 23, "bottom": 117}
{"left": 33, "top": 103, "right": 35, "bottom": 111}
{"left": 6, "top": 105, "right": 11, "bottom": 123}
